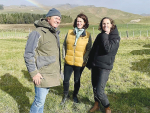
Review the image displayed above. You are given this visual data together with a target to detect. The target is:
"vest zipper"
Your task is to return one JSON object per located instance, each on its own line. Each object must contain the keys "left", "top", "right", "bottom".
{"left": 73, "top": 45, "right": 76, "bottom": 65}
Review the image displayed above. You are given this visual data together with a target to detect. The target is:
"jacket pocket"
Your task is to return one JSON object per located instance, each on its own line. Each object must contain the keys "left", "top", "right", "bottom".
{"left": 96, "top": 55, "right": 112, "bottom": 65}
{"left": 36, "top": 56, "right": 56, "bottom": 69}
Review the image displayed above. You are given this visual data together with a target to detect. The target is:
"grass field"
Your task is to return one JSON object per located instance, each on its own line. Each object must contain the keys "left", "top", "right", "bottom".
{"left": 0, "top": 36, "right": 150, "bottom": 113}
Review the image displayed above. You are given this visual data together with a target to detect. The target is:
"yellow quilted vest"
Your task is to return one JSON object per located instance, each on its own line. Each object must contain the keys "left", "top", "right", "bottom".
{"left": 65, "top": 29, "right": 90, "bottom": 67}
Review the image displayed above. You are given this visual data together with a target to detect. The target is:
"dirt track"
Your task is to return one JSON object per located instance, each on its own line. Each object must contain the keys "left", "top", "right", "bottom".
{"left": 0, "top": 24, "right": 35, "bottom": 31}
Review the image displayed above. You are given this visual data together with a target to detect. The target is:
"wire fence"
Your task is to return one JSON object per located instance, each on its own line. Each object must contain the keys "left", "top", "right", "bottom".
{"left": 117, "top": 23, "right": 150, "bottom": 38}
{"left": 0, "top": 23, "right": 150, "bottom": 39}
{"left": 119, "top": 30, "right": 150, "bottom": 38}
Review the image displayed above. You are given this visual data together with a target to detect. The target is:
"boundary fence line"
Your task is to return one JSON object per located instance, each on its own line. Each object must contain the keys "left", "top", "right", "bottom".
{"left": 0, "top": 29, "right": 150, "bottom": 39}
{"left": 0, "top": 23, "right": 150, "bottom": 39}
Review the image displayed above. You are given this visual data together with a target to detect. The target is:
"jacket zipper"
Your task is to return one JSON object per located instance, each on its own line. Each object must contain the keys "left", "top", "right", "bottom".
{"left": 73, "top": 45, "right": 76, "bottom": 65}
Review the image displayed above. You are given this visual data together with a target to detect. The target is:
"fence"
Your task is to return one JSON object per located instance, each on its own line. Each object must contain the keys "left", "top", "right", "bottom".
{"left": 0, "top": 23, "right": 150, "bottom": 39}
{"left": 0, "top": 29, "right": 30, "bottom": 38}
{"left": 117, "top": 23, "right": 150, "bottom": 38}
{"left": 119, "top": 30, "right": 150, "bottom": 38}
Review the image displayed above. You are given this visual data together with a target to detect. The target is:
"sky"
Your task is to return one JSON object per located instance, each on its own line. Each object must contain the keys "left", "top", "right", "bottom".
{"left": 1, "top": 0, "right": 150, "bottom": 14}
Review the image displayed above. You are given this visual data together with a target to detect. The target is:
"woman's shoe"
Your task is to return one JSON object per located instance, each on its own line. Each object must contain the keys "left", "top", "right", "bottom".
{"left": 105, "top": 107, "right": 111, "bottom": 113}
{"left": 60, "top": 94, "right": 70, "bottom": 105}
{"left": 73, "top": 96, "right": 79, "bottom": 103}
{"left": 89, "top": 101, "right": 100, "bottom": 112}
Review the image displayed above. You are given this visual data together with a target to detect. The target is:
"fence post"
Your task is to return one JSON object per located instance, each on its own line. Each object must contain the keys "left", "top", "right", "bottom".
{"left": 93, "top": 27, "right": 95, "bottom": 40}
{"left": 29, "top": 28, "right": 30, "bottom": 33}
{"left": 15, "top": 29, "right": 16, "bottom": 37}
{"left": 126, "top": 31, "right": 128, "bottom": 38}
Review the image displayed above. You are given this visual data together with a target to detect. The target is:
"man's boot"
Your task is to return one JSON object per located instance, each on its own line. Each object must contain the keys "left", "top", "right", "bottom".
{"left": 60, "top": 94, "right": 70, "bottom": 105}
{"left": 89, "top": 101, "right": 100, "bottom": 112}
{"left": 105, "top": 107, "right": 111, "bottom": 113}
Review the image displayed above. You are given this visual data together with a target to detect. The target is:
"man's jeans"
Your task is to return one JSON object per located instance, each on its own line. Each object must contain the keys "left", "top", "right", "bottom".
{"left": 30, "top": 87, "right": 50, "bottom": 113}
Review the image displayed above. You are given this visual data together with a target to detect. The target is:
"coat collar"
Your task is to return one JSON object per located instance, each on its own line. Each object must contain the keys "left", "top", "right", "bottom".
{"left": 73, "top": 29, "right": 86, "bottom": 37}
{"left": 40, "top": 25, "right": 60, "bottom": 35}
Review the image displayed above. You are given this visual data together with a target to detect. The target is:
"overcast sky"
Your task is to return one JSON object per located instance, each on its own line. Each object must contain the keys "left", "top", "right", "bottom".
{"left": 1, "top": 0, "right": 150, "bottom": 14}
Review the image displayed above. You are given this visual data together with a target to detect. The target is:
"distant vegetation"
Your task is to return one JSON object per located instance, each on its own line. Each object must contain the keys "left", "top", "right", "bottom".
{"left": 1, "top": 5, "right": 149, "bottom": 24}
{"left": 0, "top": 13, "right": 72, "bottom": 24}
{"left": 61, "top": 15, "right": 73, "bottom": 23}
{"left": 0, "top": 5, "right": 4, "bottom": 10}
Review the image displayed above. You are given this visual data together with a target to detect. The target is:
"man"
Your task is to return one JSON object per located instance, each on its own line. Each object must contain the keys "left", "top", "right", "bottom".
{"left": 24, "top": 8, "right": 61, "bottom": 113}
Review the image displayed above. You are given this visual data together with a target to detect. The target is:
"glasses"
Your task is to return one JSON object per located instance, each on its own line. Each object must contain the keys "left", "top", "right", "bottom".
{"left": 54, "top": 17, "right": 61, "bottom": 22}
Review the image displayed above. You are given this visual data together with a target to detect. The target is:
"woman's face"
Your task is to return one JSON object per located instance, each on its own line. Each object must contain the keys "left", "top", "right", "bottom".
{"left": 102, "top": 19, "right": 112, "bottom": 33}
{"left": 76, "top": 17, "right": 85, "bottom": 29}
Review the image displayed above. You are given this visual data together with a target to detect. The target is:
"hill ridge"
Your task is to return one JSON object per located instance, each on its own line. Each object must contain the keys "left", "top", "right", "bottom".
{"left": 1, "top": 4, "right": 149, "bottom": 24}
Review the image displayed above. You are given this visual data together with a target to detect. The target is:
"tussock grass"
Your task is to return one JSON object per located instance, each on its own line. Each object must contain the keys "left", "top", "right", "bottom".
{"left": 0, "top": 38, "right": 150, "bottom": 113}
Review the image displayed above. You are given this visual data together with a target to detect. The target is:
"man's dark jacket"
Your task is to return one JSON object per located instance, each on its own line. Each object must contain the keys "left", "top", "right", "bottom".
{"left": 86, "top": 26, "right": 120, "bottom": 70}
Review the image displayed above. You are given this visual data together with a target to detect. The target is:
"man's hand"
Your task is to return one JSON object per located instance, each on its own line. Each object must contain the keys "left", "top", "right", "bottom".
{"left": 32, "top": 73, "right": 43, "bottom": 85}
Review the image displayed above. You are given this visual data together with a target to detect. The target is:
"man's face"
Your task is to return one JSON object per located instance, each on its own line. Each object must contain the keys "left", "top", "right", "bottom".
{"left": 48, "top": 16, "right": 61, "bottom": 28}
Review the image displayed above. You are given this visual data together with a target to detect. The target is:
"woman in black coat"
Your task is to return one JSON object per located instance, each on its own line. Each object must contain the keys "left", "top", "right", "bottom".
{"left": 86, "top": 17, "right": 120, "bottom": 113}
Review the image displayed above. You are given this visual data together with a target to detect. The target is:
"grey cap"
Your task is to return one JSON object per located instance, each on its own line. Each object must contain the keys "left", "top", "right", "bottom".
{"left": 46, "top": 8, "right": 61, "bottom": 18}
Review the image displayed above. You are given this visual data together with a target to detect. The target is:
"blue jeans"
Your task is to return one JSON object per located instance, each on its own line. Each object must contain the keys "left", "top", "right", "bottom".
{"left": 30, "top": 87, "right": 50, "bottom": 113}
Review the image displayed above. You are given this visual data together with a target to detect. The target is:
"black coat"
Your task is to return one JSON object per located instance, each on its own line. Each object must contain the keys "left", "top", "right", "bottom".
{"left": 86, "top": 26, "right": 120, "bottom": 70}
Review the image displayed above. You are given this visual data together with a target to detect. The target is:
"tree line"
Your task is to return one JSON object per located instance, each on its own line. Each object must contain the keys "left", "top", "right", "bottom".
{"left": 0, "top": 13, "right": 73, "bottom": 24}
{"left": 0, "top": 4, "right": 4, "bottom": 10}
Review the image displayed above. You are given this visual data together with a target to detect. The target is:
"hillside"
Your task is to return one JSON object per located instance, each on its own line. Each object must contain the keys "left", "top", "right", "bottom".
{"left": 0, "top": 4, "right": 149, "bottom": 24}
{"left": 59, "top": 6, "right": 143, "bottom": 24}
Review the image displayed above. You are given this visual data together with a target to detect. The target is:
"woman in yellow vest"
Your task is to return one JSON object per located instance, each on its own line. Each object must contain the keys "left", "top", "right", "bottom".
{"left": 60, "top": 13, "right": 92, "bottom": 104}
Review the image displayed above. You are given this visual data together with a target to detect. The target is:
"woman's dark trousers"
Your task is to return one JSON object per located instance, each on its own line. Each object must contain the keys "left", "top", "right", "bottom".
{"left": 91, "top": 66, "right": 111, "bottom": 108}
{"left": 63, "top": 64, "right": 84, "bottom": 96}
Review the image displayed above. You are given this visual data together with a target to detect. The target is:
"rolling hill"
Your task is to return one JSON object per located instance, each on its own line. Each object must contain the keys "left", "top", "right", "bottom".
{"left": 0, "top": 4, "right": 149, "bottom": 24}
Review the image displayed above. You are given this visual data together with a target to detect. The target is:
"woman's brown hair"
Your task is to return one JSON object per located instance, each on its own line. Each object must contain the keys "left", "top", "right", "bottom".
{"left": 73, "top": 13, "right": 89, "bottom": 29}
{"left": 98, "top": 17, "right": 115, "bottom": 32}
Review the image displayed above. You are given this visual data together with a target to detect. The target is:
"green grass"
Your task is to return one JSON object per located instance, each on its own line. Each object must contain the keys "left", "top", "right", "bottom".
{"left": 0, "top": 38, "right": 150, "bottom": 113}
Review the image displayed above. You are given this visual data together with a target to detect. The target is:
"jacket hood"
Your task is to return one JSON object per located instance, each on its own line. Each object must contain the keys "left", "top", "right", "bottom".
{"left": 34, "top": 18, "right": 58, "bottom": 33}
{"left": 110, "top": 25, "right": 119, "bottom": 36}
